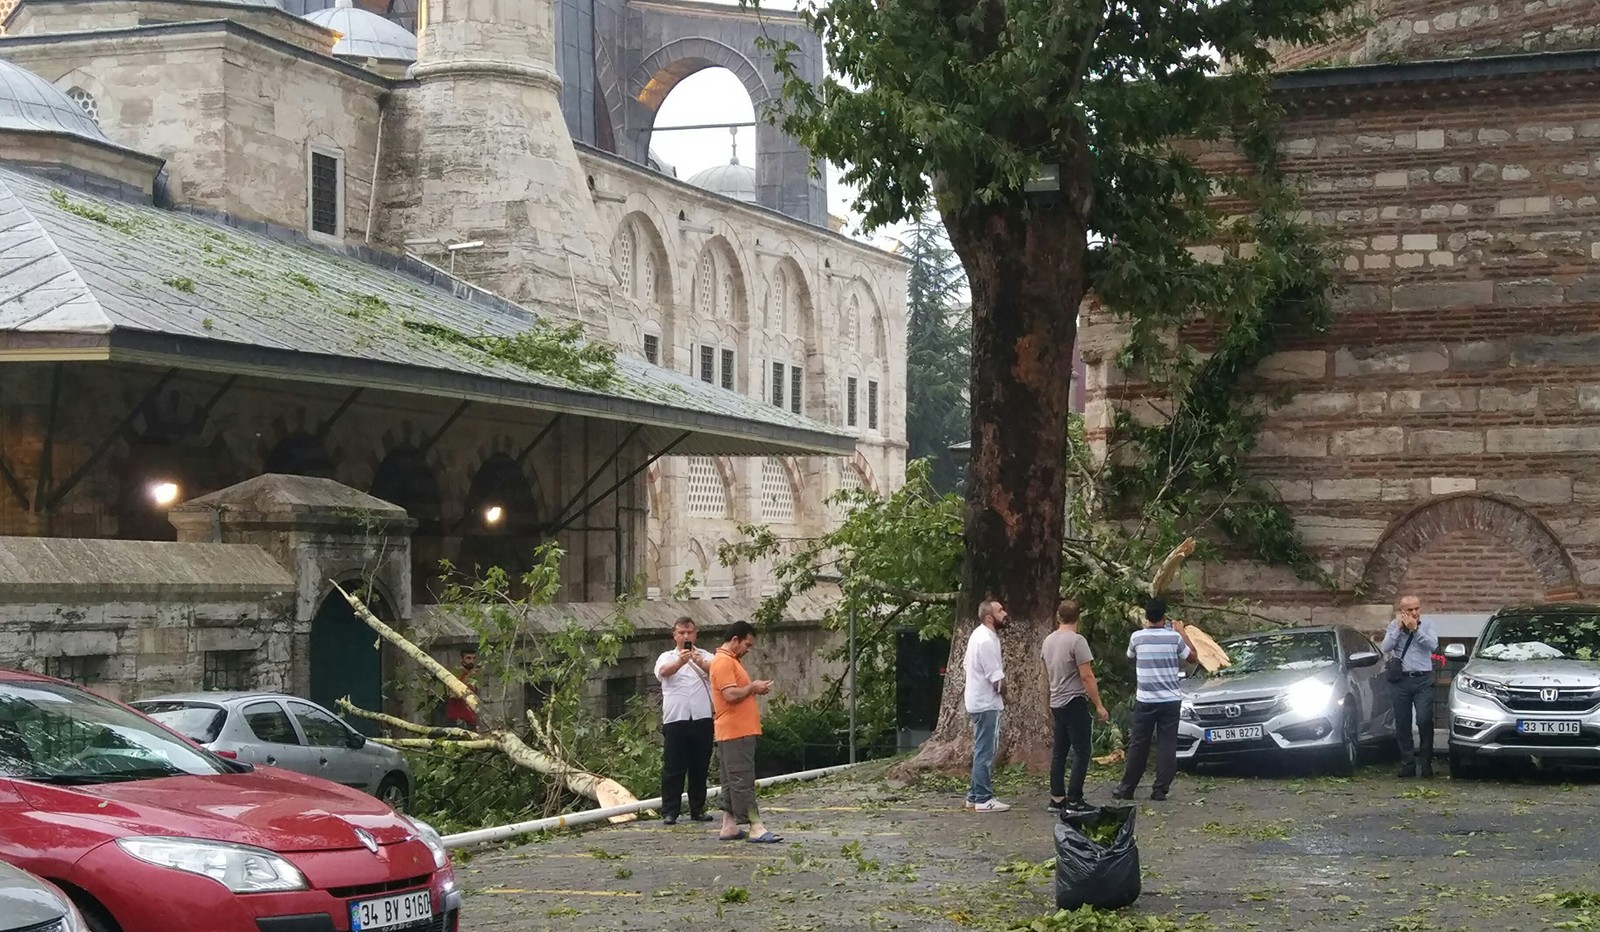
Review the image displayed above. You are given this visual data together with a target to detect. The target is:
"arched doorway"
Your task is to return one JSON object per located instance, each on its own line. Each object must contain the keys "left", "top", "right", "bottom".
{"left": 457, "top": 453, "right": 543, "bottom": 584}
{"left": 369, "top": 445, "right": 444, "bottom": 604}
{"left": 263, "top": 431, "right": 336, "bottom": 479}
{"left": 309, "top": 584, "right": 392, "bottom": 736}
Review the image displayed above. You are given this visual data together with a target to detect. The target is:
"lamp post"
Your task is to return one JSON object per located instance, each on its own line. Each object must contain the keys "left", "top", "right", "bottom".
{"left": 816, "top": 572, "right": 856, "bottom": 764}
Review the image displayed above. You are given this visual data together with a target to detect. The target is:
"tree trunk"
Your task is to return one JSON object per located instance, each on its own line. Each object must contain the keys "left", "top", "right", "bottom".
{"left": 899, "top": 194, "right": 1088, "bottom": 777}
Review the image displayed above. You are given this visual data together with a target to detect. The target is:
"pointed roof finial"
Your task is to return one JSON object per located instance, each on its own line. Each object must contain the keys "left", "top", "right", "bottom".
{"left": 729, "top": 126, "right": 739, "bottom": 166}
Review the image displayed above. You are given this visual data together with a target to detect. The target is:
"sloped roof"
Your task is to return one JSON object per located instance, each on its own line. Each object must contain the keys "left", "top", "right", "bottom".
{"left": 0, "top": 59, "right": 106, "bottom": 141}
{"left": 304, "top": 0, "right": 416, "bottom": 62}
{"left": 0, "top": 168, "right": 853, "bottom": 456}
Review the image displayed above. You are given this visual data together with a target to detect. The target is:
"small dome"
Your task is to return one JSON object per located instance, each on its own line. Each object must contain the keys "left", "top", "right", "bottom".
{"left": 305, "top": 0, "right": 417, "bottom": 62}
{"left": 687, "top": 161, "right": 756, "bottom": 204}
{"left": 0, "top": 60, "right": 111, "bottom": 143}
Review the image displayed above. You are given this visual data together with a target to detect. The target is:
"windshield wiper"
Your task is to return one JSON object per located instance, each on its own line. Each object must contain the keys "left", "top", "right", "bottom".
{"left": 29, "top": 766, "right": 188, "bottom": 785}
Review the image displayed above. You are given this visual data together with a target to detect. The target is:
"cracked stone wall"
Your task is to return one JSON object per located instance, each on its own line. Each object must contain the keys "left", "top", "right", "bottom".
{"left": 1274, "top": 0, "right": 1600, "bottom": 69}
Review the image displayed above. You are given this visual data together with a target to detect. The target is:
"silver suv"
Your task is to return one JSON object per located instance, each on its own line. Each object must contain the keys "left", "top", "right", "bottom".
{"left": 0, "top": 858, "right": 85, "bottom": 932}
{"left": 1445, "top": 604, "right": 1600, "bottom": 776}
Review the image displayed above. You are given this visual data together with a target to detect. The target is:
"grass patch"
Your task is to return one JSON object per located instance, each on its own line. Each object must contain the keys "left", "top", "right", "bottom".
{"left": 1198, "top": 819, "right": 1294, "bottom": 841}
{"left": 164, "top": 276, "right": 196, "bottom": 294}
{"left": 49, "top": 188, "right": 137, "bottom": 234}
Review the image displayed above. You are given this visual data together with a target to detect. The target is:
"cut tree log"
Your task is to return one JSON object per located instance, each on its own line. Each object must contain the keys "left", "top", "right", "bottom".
{"left": 1182, "top": 623, "right": 1232, "bottom": 673}
{"left": 331, "top": 582, "right": 640, "bottom": 823}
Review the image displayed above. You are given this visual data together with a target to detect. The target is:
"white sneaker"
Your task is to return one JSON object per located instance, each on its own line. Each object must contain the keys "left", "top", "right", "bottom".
{"left": 972, "top": 798, "right": 1011, "bottom": 812}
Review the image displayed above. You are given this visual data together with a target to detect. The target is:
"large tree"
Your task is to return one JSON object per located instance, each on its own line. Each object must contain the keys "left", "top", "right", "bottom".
{"left": 903, "top": 211, "right": 971, "bottom": 492}
{"left": 757, "top": 0, "right": 1354, "bottom": 770}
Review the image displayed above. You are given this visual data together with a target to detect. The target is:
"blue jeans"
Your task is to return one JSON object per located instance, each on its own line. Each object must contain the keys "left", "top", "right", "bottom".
{"left": 968, "top": 709, "right": 1002, "bottom": 803}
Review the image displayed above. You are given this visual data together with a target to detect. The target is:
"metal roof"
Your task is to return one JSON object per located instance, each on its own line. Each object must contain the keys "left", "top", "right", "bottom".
{"left": 0, "top": 168, "right": 856, "bottom": 456}
{"left": 304, "top": 0, "right": 416, "bottom": 63}
{"left": 0, "top": 58, "right": 109, "bottom": 142}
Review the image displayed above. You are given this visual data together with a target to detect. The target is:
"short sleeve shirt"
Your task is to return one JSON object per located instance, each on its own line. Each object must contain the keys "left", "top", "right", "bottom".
{"left": 1127, "top": 626, "right": 1192, "bottom": 704}
{"left": 710, "top": 648, "right": 762, "bottom": 741}
{"left": 1041, "top": 628, "right": 1094, "bottom": 708}
{"left": 655, "top": 648, "right": 714, "bottom": 724}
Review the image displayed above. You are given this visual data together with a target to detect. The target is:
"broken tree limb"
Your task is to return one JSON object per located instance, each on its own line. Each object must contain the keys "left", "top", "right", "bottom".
{"left": 333, "top": 581, "right": 481, "bottom": 717}
{"left": 337, "top": 700, "right": 478, "bottom": 740}
{"left": 1149, "top": 537, "right": 1196, "bottom": 596}
{"left": 381, "top": 738, "right": 501, "bottom": 751}
{"left": 859, "top": 577, "right": 959, "bottom": 604}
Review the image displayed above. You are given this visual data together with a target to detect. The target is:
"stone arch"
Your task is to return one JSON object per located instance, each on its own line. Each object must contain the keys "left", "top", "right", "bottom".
{"left": 627, "top": 37, "right": 770, "bottom": 129}
{"left": 263, "top": 431, "right": 337, "bottom": 479}
{"left": 369, "top": 444, "right": 444, "bottom": 604}
{"left": 1363, "top": 494, "right": 1580, "bottom": 607}
{"left": 612, "top": 210, "right": 673, "bottom": 309}
{"left": 309, "top": 577, "right": 397, "bottom": 735}
{"left": 457, "top": 452, "right": 545, "bottom": 583}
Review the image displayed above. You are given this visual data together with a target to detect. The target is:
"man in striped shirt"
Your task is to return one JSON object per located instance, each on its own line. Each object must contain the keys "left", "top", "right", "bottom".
{"left": 1112, "top": 598, "right": 1196, "bottom": 802}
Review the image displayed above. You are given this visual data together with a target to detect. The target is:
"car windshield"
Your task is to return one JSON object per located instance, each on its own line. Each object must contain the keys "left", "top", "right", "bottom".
{"left": 1211, "top": 631, "right": 1339, "bottom": 677}
{"left": 1477, "top": 613, "right": 1600, "bottom": 662}
{"left": 0, "top": 680, "right": 229, "bottom": 784}
{"left": 131, "top": 701, "right": 227, "bottom": 744}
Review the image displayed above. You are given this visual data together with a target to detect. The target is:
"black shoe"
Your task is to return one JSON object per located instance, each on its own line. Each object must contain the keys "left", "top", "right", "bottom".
{"left": 689, "top": 813, "right": 714, "bottom": 822}
{"left": 663, "top": 815, "right": 678, "bottom": 825}
{"left": 1063, "top": 799, "right": 1096, "bottom": 814}
{"left": 1046, "top": 800, "right": 1064, "bottom": 814}
{"left": 1110, "top": 787, "right": 1133, "bottom": 801}
{"left": 1396, "top": 764, "right": 1416, "bottom": 779}
{"left": 1150, "top": 790, "right": 1169, "bottom": 802}
{"left": 1419, "top": 764, "right": 1435, "bottom": 778}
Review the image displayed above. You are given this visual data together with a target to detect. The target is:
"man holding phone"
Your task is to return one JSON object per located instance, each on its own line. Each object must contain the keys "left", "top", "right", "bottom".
{"left": 655, "top": 617, "right": 715, "bottom": 824}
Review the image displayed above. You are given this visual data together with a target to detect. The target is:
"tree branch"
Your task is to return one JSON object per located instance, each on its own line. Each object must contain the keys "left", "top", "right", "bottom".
{"left": 860, "top": 577, "right": 959, "bottom": 604}
{"left": 379, "top": 737, "right": 500, "bottom": 751}
{"left": 333, "top": 581, "right": 481, "bottom": 716}
{"left": 337, "top": 699, "right": 478, "bottom": 740}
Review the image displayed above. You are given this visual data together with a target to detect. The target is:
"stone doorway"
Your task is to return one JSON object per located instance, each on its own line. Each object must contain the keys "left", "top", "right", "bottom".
{"left": 309, "top": 586, "right": 391, "bottom": 736}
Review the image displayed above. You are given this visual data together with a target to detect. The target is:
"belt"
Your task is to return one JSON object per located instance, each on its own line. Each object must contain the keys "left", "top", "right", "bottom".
{"left": 1403, "top": 671, "right": 1430, "bottom": 677}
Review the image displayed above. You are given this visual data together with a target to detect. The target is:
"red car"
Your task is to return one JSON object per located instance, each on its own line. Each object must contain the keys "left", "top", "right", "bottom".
{"left": 0, "top": 669, "right": 460, "bottom": 932}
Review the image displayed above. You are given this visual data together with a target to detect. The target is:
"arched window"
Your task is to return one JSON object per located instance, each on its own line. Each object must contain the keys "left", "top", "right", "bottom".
{"left": 696, "top": 253, "right": 715, "bottom": 317}
{"left": 685, "top": 456, "right": 730, "bottom": 518}
{"left": 770, "top": 267, "right": 789, "bottom": 333}
{"left": 760, "top": 458, "right": 796, "bottom": 523}
{"left": 616, "top": 225, "right": 635, "bottom": 296}
{"left": 843, "top": 295, "right": 860, "bottom": 346}
{"left": 691, "top": 244, "right": 743, "bottom": 392}
{"left": 65, "top": 86, "right": 98, "bottom": 124}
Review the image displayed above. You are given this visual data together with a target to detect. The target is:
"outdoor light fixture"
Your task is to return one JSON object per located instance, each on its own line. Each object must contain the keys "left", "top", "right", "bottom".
{"left": 483, "top": 505, "right": 505, "bottom": 525}
{"left": 1024, "top": 163, "right": 1063, "bottom": 195}
{"left": 149, "top": 481, "right": 180, "bottom": 507}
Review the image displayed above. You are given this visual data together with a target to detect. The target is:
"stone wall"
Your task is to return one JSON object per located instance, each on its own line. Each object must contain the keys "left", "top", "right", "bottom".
{"left": 1273, "top": 0, "right": 1600, "bottom": 69}
{"left": 1082, "top": 62, "right": 1600, "bottom": 628}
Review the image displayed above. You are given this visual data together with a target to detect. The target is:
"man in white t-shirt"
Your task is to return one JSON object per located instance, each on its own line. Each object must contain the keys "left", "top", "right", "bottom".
{"left": 963, "top": 599, "right": 1010, "bottom": 812}
{"left": 654, "top": 616, "right": 715, "bottom": 825}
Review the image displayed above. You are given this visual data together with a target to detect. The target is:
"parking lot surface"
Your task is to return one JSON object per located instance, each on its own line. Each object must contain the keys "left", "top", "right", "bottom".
{"left": 454, "top": 760, "right": 1600, "bottom": 931}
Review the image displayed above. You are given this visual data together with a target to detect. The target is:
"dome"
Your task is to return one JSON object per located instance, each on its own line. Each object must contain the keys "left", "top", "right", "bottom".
{"left": 687, "top": 160, "right": 756, "bottom": 204}
{"left": 0, "top": 60, "right": 112, "bottom": 144}
{"left": 305, "top": 0, "right": 417, "bottom": 63}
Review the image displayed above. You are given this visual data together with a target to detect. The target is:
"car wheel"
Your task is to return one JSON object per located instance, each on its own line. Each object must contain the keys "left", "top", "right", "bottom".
{"left": 63, "top": 887, "right": 121, "bottom": 932}
{"left": 1448, "top": 747, "right": 1480, "bottom": 780}
{"left": 377, "top": 773, "right": 410, "bottom": 812}
{"left": 1329, "top": 705, "right": 1359, "bottom": 776}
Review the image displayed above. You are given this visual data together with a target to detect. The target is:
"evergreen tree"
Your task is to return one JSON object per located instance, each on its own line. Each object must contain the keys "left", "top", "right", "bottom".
{"left": 903, "top": 210, "right": 970, "bottom": 492}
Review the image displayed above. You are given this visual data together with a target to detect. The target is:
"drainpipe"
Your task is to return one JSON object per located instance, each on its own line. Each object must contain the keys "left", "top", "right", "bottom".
{"left": 365, "top": 94, "right": 387, "bottom": 243}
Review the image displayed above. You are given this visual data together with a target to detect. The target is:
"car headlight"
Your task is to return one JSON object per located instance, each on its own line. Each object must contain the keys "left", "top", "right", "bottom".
{"left": 116, "top": 837, "right": 307, "bottom": 893}
{"left": 1179, "top": 701, "right": 1196, "bottom": 722}
{"left": 1455, "top": 674, "right": 1498, "bottom": 698}
{"left": 406, "top": 817, "right": 450, "bottom": 869}
{"left": 1284, "top": 679, "right": 1336, "bottom": 715}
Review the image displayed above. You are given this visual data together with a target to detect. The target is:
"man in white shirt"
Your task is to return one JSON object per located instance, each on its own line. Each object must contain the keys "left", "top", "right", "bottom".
{"left": 963, "top": 599, "right": 1011, "bottom": 812}
{"left": 655, "top": 616, "right": 715, "bottom": 825}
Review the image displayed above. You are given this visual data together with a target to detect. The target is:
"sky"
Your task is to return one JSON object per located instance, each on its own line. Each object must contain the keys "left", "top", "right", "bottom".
{"left": 643, "top": 0, "right": 910, "bottom": 251}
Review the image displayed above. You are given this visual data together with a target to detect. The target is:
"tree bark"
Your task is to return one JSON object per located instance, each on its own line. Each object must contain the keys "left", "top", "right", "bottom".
{"left": 899, "top": 193, "right": 1088, "bottom": 777}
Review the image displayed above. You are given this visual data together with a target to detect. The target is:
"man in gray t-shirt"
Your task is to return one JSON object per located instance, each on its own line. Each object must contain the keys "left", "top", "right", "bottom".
{"left": 1040, "top": 600, "right": 1109, "bottom": 812}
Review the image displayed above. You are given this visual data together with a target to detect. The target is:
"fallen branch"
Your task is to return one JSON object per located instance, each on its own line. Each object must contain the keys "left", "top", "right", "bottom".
{"left": 860, "top": 577, "right": 959, "bottom": 604}
{"left": 337, "top": 700, "right": 478, "bottom": 740}
{"left": 380, "top": 738, "right": 501, "bottom": 751}
{"left": 334, "top": 582, "right": 481, "bottom": 716}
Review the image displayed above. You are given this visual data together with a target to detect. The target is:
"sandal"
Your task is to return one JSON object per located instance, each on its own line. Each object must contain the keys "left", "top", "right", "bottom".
{"left": 746, "top": 832, "right": 783, "bottom": 844}
{"left": 718, "top": 830, "right": 748, "bottom": 841}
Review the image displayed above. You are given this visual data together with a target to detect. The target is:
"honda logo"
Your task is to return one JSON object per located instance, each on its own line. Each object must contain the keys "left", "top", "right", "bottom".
{"left": 1541, "top": 688, "right": 1560, "bottom": 703}
{"left": 1223, "top": 703, "right": 1242, "bottom": 719}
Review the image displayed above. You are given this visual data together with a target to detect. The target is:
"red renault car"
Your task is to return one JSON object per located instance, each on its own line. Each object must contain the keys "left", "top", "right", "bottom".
{"left": 0, "top": 669, "right": 460, "bottom": 932}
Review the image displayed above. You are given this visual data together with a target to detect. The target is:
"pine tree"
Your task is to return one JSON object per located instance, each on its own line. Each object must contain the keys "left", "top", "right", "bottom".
{"left": 903, "top": 210, "right": 969, "bottom": 492}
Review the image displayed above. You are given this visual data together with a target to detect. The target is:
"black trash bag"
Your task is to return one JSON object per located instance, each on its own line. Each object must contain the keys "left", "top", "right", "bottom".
{"left": 1054, "top": 805, "right": 1140, "bottom": 910}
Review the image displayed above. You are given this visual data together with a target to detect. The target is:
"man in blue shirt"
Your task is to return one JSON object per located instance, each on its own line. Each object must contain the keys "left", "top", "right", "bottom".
{"left": 1381, "top": 595, "right": 1438, "bottom": 778}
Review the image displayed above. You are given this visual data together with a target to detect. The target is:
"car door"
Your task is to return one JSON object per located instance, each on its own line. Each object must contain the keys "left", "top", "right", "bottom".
{"left": 237, "top": 700, "right": 316, "bottom": 774}
{"left": 1344, "top": 629, "right": 1390, "bottom": 738}
{"left": 287, "top": 700, "right": 371, "bottom": 791}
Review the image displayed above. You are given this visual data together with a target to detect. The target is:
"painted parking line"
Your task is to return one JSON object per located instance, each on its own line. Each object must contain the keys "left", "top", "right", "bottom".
{"left": 479, "top": 888, "right": 643, "bottom": 897}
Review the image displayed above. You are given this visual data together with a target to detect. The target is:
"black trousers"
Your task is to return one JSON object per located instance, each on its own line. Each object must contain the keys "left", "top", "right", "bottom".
{"left": 1050, "top": 697, "right": 1093, "bottom": 802}
{"left": 661, "top": 717, "right": 714, "bottom": 817}
{"left": 1392, "top": 672, "right": 1435, "bottom": 764}
{"left": 1117, "top": 700, "right": 1181, "bottom": 795}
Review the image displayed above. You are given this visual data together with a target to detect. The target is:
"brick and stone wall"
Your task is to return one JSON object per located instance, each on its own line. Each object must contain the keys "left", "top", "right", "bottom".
{"left": 1082, "top": 61, "right": 1600, "bottom": 629}
{"left": 1273, "top": 0, "right": 1600, "bottom": 69}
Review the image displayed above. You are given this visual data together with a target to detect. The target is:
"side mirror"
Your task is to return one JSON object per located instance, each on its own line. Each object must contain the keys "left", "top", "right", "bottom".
{"left": 1444, "top": 643, "right": 1468, "bottom": 659}
{"left": 1347, "top": 651, "right": 1380, "bottom": 669}
{"left": 347, "top": 731, "right": 368, "bottom": 750}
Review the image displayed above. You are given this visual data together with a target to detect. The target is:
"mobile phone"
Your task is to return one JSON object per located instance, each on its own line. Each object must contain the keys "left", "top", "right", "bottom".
{"left": 684, "top": 640, "right": 695, "bottom": 651}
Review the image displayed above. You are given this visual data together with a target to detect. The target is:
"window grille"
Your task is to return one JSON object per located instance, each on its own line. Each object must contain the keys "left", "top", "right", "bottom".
{"left": 790, "top": 366, "right": 802, "bottom": 415}
{"left": 65, "top": 86, "right": 98, "bottom": 124}
{"left": 43, "top": 654, "right": 106, "bottom": 685}
{"left": 844, "top": 296, "right": 859, "bottom": 344}
{"left": 770, "top": 361, "right": 785, "bottom": 409}
{"left": 720, "top": 348, "right": 735, "bottom": 390}
{"left": 698, "top": 254, "right": 715, "bottom": 316}
{"left": 868, "top": 380, "right": 880, "bottom": 430}
{"left": 840, "top": 462, "right": 867, "bottom": 493}
{"left": 720, "top": 275, "right": 734, "bottom": 318}
{"left": 760, "top": 458, "right": 795, "bottom": 523}
{"left": 846, "top": 377, "right": 858, "bottom": 427}
{"left": 685, "top": 457, "right": 729, "bottom": 518}
{"left": 641, "top": 251, "right": 656, "bottom": 304}
{"left": 605, "top": 676, "right": 637, "bottom": 720}
{"left": 203, "top": 650, "right": 254, "bottom": 691}
{"left": 617, "top": 228, "right": 634, "bottom": 295}
{"left": 699, "top": 345, "right": 715, "bottom": 383}
{"left": 309, "top": 151, "right": 340, "bottom": 237}
{"left": 643, "top": 334, "right": 659, "bottom": 365}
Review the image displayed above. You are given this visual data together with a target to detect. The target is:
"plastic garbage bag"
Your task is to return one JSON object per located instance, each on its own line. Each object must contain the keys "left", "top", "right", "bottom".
{"left": 1054, "top": 805, "right": 1140, "bottom": 910}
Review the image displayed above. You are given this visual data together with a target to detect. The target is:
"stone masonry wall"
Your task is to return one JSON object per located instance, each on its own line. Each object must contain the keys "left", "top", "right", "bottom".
{"left": 1082, "top": 66, "right": 1600, "bottom": 629}
{"left": 1274, "top": 0, "right": 1600, "bottom": 69}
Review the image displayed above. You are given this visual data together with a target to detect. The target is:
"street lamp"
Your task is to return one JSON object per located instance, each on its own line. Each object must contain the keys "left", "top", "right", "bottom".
{"left": 149, "top": 481, "right": 180, "bottom": 507}
{"left": 816, "top": 572, "right": 857, "bottom": 764}
{"left": 1024, "top": 163, "right": 1063, "bottom": 195}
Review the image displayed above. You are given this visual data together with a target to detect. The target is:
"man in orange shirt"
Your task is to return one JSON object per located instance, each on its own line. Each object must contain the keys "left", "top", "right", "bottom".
{"left": 709, "top": 621, "right": 779, "bottom": 843}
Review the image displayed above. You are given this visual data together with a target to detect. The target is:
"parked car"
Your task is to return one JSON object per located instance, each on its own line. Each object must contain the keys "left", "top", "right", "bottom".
{"left": 0, "top": 669, "right": 459, "bottom": 932}
{"left": 132, "top": 693, "right": 412, "bottom": 811}
{"left": 1177, "top": 625, "right": 1393, "bottom": 773}
{"left": 1, "top": 858, "right": 86, "bottom": 932}
{"left": 1446, "top": 603, "right": 1600, "bottom": 777}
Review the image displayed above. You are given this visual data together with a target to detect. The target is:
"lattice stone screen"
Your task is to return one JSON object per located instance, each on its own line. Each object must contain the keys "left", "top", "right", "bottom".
{"left": 685, "top": 457, "right": 729, "bottom": 518}
{"left": 66, "top": 86, "right": 98, "bottom": 123}
{"left": 760, "top": 457, "right": 795, "bottom": 523}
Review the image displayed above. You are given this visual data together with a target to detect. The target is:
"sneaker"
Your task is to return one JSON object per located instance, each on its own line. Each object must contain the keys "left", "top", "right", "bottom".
{"left": 1149, "top": 790, "right": 1169, "bottom": 802}
{"left": 1109, "top": 787, "right": 1133, "bottom": 801}
{"left": 689, "top": 813, "right": 714, "bottom": 822}
{"left": 662, "top": 815, "right": 678, "bottom": 826}
{"left": 1063, "top": 799, "right": 1096, "bottom": 814}
{"left": 1046, "top": 800, "right": 1064, "bottom": 814}
{"left": 972, "top": 798, "right": 1011, "bottom": 812}
{"left": 1396, "top": 764, "right": 1416, "bottom": 779}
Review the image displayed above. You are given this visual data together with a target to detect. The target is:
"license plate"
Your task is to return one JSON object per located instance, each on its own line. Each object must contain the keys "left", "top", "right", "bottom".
{"left": 350, "top": 890, "right": 432, "bottom": 931}
{"left": 1204, "top": 725, "right": 1264, "bottom": 743}
{"left": 1517, "top": 720, "right": 1581, "bottom": 735}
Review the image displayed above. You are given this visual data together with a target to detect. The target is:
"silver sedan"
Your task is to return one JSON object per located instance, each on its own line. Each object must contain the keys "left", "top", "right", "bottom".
{"left": 131, "top": 692, "right": 413, "bottom": 811}
{"left": 1, "top": 858, "right": 86, "bottom": 932}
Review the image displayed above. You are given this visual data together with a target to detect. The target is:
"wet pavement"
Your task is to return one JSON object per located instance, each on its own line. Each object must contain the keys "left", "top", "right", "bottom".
{"left": 453, "top": 759, "right": 1600, "bottom": 931}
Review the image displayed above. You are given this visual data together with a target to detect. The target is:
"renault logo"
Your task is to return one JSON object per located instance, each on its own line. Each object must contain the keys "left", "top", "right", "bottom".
{"left": 354, "top": 827, "right": 379, "bottom": 854}
{"left": 1541, "top": 688, "right": 1560, "bottom": 703}
{"left": 1224, "top": 704, "right": 1242, "bottom": 719}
